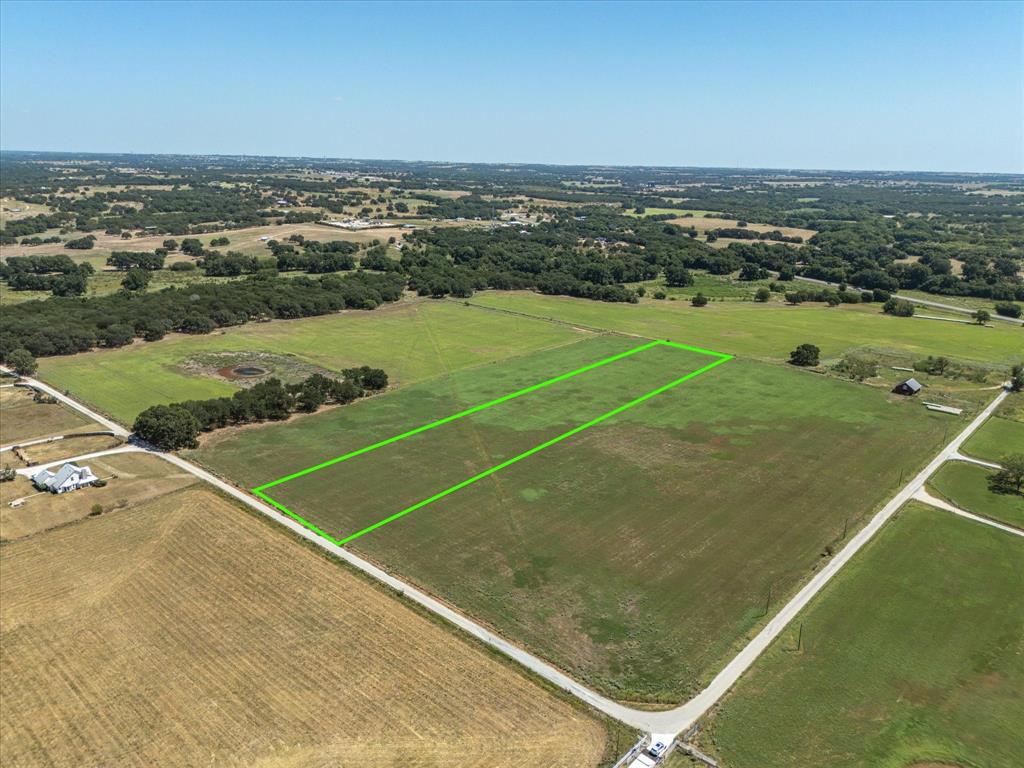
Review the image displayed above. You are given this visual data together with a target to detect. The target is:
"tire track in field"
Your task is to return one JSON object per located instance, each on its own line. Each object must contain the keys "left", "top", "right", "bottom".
{"left": 420, "top": 303, "right": 526, "bottom": 547}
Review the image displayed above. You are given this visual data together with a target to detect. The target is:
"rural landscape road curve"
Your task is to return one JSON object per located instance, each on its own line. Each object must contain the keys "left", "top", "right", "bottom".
{"left": 4, "top": 366, "right": 1013, "bottom": 737}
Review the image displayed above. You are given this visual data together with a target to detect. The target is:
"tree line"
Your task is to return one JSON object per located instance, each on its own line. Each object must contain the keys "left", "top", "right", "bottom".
{"left": 133, "top": 368, "right": 388, "bottom": 450}
{"left": 0, "top": 271, "right": 405, "bottom": 361}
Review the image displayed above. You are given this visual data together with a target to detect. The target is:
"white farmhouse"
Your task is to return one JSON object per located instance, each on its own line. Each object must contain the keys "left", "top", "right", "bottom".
{"left": 31, "top": 463, "right": 99, "bottom": 494}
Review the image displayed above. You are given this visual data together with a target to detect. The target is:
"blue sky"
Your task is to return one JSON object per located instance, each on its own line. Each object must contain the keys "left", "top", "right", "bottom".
{"left": 1, "top": 0, "right": 1021, "bottom": 173}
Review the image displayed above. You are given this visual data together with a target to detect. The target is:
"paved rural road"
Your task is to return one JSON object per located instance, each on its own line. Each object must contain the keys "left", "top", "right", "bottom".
{"left": 4, "top": 366, "right": 1014, "bottom": 737}
{"left": 794, "top": 275, "right": 1024, "bottom": 326}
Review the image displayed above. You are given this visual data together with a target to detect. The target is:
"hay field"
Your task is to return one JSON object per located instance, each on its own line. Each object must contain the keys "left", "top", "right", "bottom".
{"left": 700, "top": 503, "right": 1024, "bottom": 768}
{"left": 0, "top": 386, "right": 93, "bottom": 445}
{"left": 0, "top": 488, "right": 613, "bottom": 768}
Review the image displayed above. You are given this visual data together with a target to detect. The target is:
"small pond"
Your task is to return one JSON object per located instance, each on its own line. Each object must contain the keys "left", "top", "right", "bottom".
{"left": 232, "top": 366, "right": 267, "bottom": 377}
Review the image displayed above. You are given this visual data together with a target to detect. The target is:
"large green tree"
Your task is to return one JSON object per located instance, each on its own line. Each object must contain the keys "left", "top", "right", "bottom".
{"left": 789, "top": 343, "right": 821, "bottom": 367}
{"left": 5, "top": 349, "right": 37, "bottom": 376}
{"left": 133, "top": 405, "right": 201, "bottom": 450}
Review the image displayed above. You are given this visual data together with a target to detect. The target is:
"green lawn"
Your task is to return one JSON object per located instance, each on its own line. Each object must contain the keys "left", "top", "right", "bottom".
{"left": 37, "top": 300, "right": 590, "bottom": 424}
{"left": 702, "top": 503, "right": 1024, "bottom": 768}
{"left": 193, "top": 337, "right": 952, "bottom": 703}
{"left": 961, "top": 414, "right": 1024, "bottom": 464}
{"left": 469, "top": 291, "right": 1024, "bottom": 367}
{"left": 928, "top": 461, "right": 1024, "bottom": 529}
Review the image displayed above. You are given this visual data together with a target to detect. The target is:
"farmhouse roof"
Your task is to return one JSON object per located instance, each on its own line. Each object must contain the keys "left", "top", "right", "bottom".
{"left": 31, "top": 467, "right": 55, "bottom": 486}
{"left": 900, "top": 378, "right": 923, "bottom": 392}
{"left": 31, "top": 462, "right": 95, "bottom": 492}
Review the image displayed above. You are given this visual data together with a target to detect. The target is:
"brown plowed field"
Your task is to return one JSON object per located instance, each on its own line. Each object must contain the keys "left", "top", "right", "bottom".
{"left": 0, "top": 488, "right": 610, "bottom": 767}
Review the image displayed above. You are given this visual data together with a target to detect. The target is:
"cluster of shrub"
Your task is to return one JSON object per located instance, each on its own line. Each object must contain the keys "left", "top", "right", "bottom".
{"left": 706, "top": 228, "right": 803, "bottom": 244}
{"left": 0, "top": 271, "right": 405, "bottom": 360}
{"left": 0, "top": 254, "right": 94, "bottom": 295}
{"left": 0, "top": 211, "right": 74, "bottom": 243}
{"left": 417, "top": 194, "right": 511, "bottom": 220}
{"left": 19, "top": 235, "right": 63, "bottom": 246}
{"left": 65, "top": 235, "right": 96, "bottom": 249}
{"left": 797, "top": 221, "right": 1024, "bottom": 302}
{"left": 782, "top": 285, "right": 888, "bottom": 307}
{"left": 107, "top": 251, "right": 166, "bottom": 270}
{"left": 394, "top": 209, "right": 715, "bottom": 303}
{"left": 80, "top": 186, "right": 267, "bottom": 235}
{"left": 197, "top": 239, "right": 364, "bottom": 276}
{"left": 133, "top": 369, "right": 388, "bottom": 450}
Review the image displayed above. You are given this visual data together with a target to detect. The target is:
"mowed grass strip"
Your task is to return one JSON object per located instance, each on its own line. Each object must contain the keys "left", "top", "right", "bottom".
{"left": 257, "top": 339, "right": 716, "bottom": 542}
{"left": 701, "top": 503, "right": 1024, "bottom": 768}
{"left": 468, "top": 291, "right": 1024, "bottom": 366}
{"left": 37, "top": 299, "right": 591, "bottom": 424}
{"left": 197, "top": 344, "right": 951, "bottom": 703}
{"left": 928, "top": 461, "right": 1024, "bottom": 529}
{"left": 0, "top": 488, "right": 616, "bottom": 768}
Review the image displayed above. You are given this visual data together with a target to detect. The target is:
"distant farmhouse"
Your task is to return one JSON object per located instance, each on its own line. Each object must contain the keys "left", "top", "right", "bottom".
{"left": 31, "top": 463, "right": 98, "bottom": 494}
{"left": 892, "top": 378, "right": 923, "bottom": 396}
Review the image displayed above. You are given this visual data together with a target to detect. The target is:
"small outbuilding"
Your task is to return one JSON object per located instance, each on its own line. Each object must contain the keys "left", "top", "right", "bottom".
{"left": 893, "top": 378, "right": 923, "bottom": 396}
{"left": 31, "top": 463, "right": 99, "bottom": 494}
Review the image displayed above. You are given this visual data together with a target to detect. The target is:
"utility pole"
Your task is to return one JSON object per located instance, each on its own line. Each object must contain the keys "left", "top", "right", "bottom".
{"left": 797, "top": 621, "right": 804, "bottom": 652}
{"left": 764, "top": 583, "right": 773, "bottom": 616}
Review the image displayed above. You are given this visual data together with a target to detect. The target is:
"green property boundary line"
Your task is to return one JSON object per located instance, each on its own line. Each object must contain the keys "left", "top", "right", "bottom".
{"left": 252, "top": 339, "right": 732, "bottom": 546}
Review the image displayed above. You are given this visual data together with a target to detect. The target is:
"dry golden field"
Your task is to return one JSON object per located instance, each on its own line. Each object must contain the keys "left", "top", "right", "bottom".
{"left": 9, "top": 433, "right": 123, "bottom": 467}
{"left": 0, "top": 488, "right": 612, "bottom": 767}
{"left": 0, "top": 221, "right": 410, "bottom": 262}
{"left": 667, "top": 215, "right": 817, "bottom": 241}
{"left": 0, "top": 386, "right": 94, "bottom": 445}
{"left": 0, "top": 452, "right": 198, "bottom": 540}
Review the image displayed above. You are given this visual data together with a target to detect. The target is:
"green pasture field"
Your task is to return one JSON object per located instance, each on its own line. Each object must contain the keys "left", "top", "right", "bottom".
{"left": 928, "top": 461, "right": 1024, "bottom": 529}
{"left": 961, "top": 411, "right": 1024, "bottom": 463}
{"left": 37, "top": 300, "right": 590, "bottom": 424}
{"left": 995, "top": 393, "right": 1024, "bottom": 422}
{"left": 468, "top": 291, "right": 1024, "bottom": 367}
{"left": 633, "top": 271, "right": 777, "bottom": 301}
{"left": 701, "top": 503, "right": 1024, "bottom": 768}
{"left": 193, "top": 335, "right": 952, "bottom": 703}
{"left": 252, "top": 339, "right": 729, "bottom": 545}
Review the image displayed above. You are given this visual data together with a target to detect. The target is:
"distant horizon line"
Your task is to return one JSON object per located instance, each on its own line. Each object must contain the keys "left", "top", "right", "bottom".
{"left": 1, "top": 147, "right": 1021, "bottom": 179}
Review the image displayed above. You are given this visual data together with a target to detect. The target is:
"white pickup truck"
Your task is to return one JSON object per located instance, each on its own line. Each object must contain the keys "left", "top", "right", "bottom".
{"left": 627, "top": 740, "right": 669, "bottom": 767}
